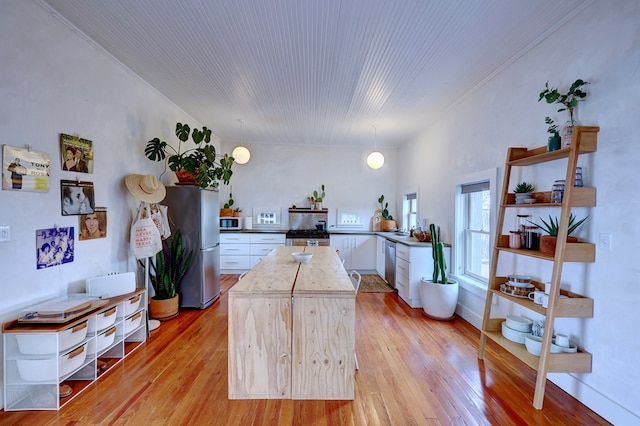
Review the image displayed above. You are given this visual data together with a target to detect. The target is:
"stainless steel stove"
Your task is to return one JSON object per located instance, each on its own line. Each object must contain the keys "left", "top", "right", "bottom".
{"left": 285, "top": 208, "right": 330, "bottom": 246}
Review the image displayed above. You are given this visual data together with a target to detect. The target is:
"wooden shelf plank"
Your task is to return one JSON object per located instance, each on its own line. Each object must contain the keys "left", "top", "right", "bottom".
{"left": 482, "top": 330, "right": 592, "bottom": 373}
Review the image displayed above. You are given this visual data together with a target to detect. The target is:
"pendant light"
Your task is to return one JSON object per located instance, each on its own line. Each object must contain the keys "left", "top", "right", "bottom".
{"left": 367, "top": 124, "right": 384, "bottom": 169}
{"left": 232, "top": 119, "right": 250, "bottom": 165}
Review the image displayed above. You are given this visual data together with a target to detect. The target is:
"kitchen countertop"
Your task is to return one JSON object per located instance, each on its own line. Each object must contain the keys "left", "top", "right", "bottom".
{"left": 220, "top": 228, "right": 446, "bottom": 247}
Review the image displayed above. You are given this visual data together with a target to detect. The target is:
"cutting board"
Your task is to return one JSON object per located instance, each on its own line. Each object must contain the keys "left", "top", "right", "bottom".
{"left": 18, "top": 297, "right": 107, "bottom": 323}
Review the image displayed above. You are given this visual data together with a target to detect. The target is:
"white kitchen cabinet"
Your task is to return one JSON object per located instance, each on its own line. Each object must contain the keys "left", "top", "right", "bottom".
{"left": 330, "top": 234, "right": 376, "bottom": 271}
{"left": 395, "top": 243, "right": 450, "bottom": 308}
{"left": 376, "top": 236, "right": 385, "bottom": 279}
{"left": 220, "top": 232, "right": 285, "bottom": 273}
{"left": 2, "top": 290, "right": 146, "bottom": 411}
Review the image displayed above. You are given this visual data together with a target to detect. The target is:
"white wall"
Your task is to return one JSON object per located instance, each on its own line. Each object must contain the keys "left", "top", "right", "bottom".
{"left": 218, "top": 142, "right": 397, "bottom": 229}
{"left": 397, "top": 1, "right": 640, "bottom": 423}
{"left": 0, "top": 1, "right": 207, "bottom": 314}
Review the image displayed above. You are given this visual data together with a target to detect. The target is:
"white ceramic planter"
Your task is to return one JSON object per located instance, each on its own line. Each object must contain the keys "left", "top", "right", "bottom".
{"left": 419, "top": 278, "right": 459, "bottom": 321}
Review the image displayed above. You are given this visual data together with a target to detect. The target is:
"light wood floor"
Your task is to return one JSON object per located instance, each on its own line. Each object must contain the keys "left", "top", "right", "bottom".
{"left": 1, "top": 275, "right": 610, "bottom": 425}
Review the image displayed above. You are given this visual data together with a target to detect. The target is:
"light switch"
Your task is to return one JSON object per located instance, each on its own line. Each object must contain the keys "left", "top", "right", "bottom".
{"left": 0, "top": 226, "right": 10, "bottom": 242}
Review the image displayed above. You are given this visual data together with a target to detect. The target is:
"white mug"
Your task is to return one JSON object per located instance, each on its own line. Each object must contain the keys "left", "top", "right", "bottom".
{"left": 555, "top": 333, "right": 570, "bottom": 347}
{"left": 528, "top": 290, "right": 544, "bottom": 305}
{"left": 541, "top": 293, "right": 549, "bottom": 308}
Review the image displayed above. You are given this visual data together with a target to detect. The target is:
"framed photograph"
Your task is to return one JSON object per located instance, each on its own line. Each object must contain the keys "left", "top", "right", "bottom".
{"left": 79, "top": 207, "right": 107, "bottom": 240}
{"left": 36, "top": 226, "right": 74, "bottom": 269}
{"left": 60, "top": 180, "right": 95, "bottom": 215}
{"left": 2, "top": 145, "right": 50, "bottom": 192}
{"left": 60, "top": 133, "right": 94, "bottom": 174}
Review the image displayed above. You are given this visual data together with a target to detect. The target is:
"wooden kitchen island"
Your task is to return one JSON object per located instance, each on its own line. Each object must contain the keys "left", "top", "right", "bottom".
{"left": 228, "top": 246, "right": 355, "bottom": 400}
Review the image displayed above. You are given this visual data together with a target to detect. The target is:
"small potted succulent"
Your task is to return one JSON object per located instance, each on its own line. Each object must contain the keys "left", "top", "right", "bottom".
{"left": 145, "top": 122, "right": 234, "bottom": 188}
{"left": 528, "top": 214, "right": 588, "bottom": 256}
{"left": 221, "top": 188, "right": 234, "bottom": 217}
{"left": 513, "top": 181, "right": 535, "bottom": 204}
{"left": 377, "top": 194, "right": 397, "bottom": 231}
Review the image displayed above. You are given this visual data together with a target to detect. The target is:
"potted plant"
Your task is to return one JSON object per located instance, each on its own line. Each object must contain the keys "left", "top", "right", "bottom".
{"left": 147, "top": 229, "right": 193, "bottom": 320}
{"left": 545, "top": 116, "right": 561, "bottom": 152}
{"left": 377, "top": 194, "right": 397, "bottom": 231}
{"left": 307, "top": 184, "right": 326, "bottom": 209}
{"left": 145, "top": 122, "right": 234, "bottom": 188}
{"left": 513, "top": 181, "right": 535, "bottom": 204}
{"left": 419, "top": 223, "right": 458, "bottom": 321}
{"left": 233, "top": 207, "right": 242, "bottom": 217}
{"left": 221, "top": 188, "right": 234, "bottom": 217}
{"left": 538, "top": 79, "right": 590, "bottom": 148}
{"left": 528, "top": 214, "right": 588, "bottom": 256}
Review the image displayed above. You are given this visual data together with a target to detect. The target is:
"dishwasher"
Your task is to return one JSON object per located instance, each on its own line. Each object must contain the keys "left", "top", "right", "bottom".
{"left": 384, "top": 239, "right": 396, "bottom": 289}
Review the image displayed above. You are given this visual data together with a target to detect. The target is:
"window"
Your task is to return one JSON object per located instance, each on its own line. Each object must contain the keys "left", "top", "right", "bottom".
{"left": 403, "top": 192, "right": 418, "bottom": 230}
{"left": 454, "top": 169, "right": 497, "bottom": 286}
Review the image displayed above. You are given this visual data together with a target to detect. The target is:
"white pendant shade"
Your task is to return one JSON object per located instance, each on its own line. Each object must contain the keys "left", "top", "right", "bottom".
{"left": 232, "top": 146, "right": 251, "bottom": 164}
{"left": 367, "top": 151, "right": 384, "bottom": 169}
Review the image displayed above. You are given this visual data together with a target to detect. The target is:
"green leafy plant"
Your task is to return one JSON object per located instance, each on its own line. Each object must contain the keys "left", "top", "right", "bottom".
{"left": 528, "top": 214, "right": 588, "bottom": 237}
{"left": 233, "top": 207, "right": 242, "bottom": 213}
{"left": 146, "top": 230, "right": 193, "bottom": 300}
{"left": 513, "top": 182, "right": 535, "bottom": 193}
{"left": 145, "top": 122, "right": 234, "bottom": 188}
{"left": 545, "top": 116, "right": 559, "bottom": 135}
{"left": 378, "top": 194, "right": 393, "bottom": 220}
{"left": 538, "top": 79, "right": 590, "bottom": 124}
{"left": 430, "top": 223, "right": 449, "bottom": 284}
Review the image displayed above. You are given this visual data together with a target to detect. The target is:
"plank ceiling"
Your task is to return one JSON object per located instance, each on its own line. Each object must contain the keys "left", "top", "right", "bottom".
{"left": 38, "top": 0, "right": 591, "bottom": 148}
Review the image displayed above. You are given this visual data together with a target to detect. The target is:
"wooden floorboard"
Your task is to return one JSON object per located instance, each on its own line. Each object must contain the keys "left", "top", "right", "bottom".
{"left": 0, "top": 275, "right": 611, "bottom": 425}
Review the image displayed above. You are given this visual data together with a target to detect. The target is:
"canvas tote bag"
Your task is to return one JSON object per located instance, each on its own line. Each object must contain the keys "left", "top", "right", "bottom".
{"left": 130, "top": 203, "right": 162, "bottom": 259}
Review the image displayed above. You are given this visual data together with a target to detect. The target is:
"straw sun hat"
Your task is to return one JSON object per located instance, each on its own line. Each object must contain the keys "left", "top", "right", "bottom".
{"left": 125, "top": 174, "right": 166, "bottom": 203}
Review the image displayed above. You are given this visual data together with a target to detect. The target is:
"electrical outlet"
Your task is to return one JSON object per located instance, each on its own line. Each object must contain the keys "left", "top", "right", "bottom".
{"left": 599, "top": 233, "right": 612, "bottom": 251}
{"left": 0, "top": 226, "right": 10, "bottom": 242}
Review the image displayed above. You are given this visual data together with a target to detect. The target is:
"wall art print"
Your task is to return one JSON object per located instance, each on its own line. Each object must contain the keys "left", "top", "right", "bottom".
{"left": 60, "top": 180, "right": 95, "bottom": 216}
{"left": 36, "top": 226, "right": 74, "bottom": 269}
{"left": 2, "top": 145, "right": 50, "bottom": 192}
{"left": 60, "top": 133, "right": 93, "bottom": 174}
{"left": 79, "top": 207, "right": 107, "bottom": 240}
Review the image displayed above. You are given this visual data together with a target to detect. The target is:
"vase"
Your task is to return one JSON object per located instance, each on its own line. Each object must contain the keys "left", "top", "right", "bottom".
{"left": 175, "top": 169, "right": 198, "bottom": 185}
{"left": 419, "top": 278, "right": 459, "bottom": 321}
{"left": 539, "top": 235, "right": 578, "bottom": 256}
{"left": 547, "top": 132, "right": 561, "bottom": 152}
{"left": 149, "top": 294, "right": 179, "bottom": 320}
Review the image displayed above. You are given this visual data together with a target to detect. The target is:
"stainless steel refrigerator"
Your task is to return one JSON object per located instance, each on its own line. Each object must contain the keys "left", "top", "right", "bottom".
{"left": 163, "top": 186, "right": 220, "bottom": 309}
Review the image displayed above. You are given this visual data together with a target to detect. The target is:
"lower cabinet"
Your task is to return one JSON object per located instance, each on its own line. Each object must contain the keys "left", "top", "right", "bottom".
{"left": 2, "top": 289, "right": 147, "bottom": 411}
{"left": 395, "top": 243, "right": 450, "bottom": 308}
{"left": 330, "top": 234, "right": 376, "bottom": 271}
{"left": 221, "top": 232, "right": 286, "bottom": 273}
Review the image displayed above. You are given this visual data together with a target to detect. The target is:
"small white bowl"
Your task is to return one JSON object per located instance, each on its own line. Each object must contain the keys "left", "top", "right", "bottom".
{"left": 525, "top": 335, "right": 563, "bottom": 356}
{"left": 505, "top": 315, "right": 533, "bottom": 333}
{"left": 501, "top": 321, "right": 530, "bottom": 344}
{"left": 523, "top": 198, "right": 536, "bottom": 204}
{"left": 291, "top": 252, "right": 313, "bottom": 263}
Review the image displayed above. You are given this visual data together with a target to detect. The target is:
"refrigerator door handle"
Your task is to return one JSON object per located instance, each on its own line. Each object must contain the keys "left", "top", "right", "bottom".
{"left": 202, "top": 244, "right": 220, "bottom": 252}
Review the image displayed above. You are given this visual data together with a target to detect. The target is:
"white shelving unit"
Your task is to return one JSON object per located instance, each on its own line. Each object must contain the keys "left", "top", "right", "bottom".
{"left": 3, "top": 289, "right": 147, "bottom": 411}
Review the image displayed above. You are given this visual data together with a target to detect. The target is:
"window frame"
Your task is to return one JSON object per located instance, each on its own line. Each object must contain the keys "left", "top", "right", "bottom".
{"left": 402, "top": 190, "right": 418, "bottom": 231}
{"left": 453, "top": 168, "right": 498, "bottom": 291}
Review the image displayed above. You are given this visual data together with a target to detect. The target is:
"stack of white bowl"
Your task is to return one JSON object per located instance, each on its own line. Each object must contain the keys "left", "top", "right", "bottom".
{"left": 501, "top": 315, "right": 533, "bottom": 344}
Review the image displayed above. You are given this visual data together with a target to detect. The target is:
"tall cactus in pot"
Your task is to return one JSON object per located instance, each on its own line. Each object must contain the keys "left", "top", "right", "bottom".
{"left": 430, "top": 223, "right": 448, "bottom": 284}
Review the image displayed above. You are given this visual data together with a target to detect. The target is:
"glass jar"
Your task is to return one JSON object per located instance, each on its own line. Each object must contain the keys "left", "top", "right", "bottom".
{"left": 524, "top": 226, "right": 540, "bottom": 250}
{"left": 551, "top": 180, "right": 565, "bottom": 203}
{"left": 509, "top": 231, "right": 521, "bottom": 249}
{"left": 574, "top": 166, "right": 583, "bottom": 187}
{"left": 516, "top": 214, "right": 530, "bottom": 247}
